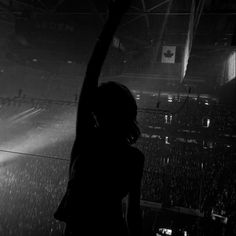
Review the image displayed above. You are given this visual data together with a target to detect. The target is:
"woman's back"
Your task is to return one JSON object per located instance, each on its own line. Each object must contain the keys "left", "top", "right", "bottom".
{"left": 71, "top": 129, "right": 143, "bottom": 206}
{"left": 56, "top": 130, "right": 144, "bottom": 235}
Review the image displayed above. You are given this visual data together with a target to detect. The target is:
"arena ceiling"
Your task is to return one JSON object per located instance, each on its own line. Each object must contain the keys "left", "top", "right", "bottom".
{"left": 1, "top": 0, "right": 235, "bottom": 45}
{"left": 0, "top": 0, "right": 236, "bottom": 87}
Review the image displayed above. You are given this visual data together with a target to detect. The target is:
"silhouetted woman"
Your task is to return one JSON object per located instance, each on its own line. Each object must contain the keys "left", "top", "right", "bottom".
{"left": 54, "top": 1, "right": 144, "bottom": 235}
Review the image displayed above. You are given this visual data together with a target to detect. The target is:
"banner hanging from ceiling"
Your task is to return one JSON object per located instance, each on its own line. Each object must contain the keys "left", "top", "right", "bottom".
{"left": 161, "top": 46, "right": 176, "bottom": 64}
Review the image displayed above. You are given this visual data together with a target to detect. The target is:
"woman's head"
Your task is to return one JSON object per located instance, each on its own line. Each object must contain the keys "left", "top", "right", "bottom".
{"left": 94, "top": 81, "right": 140, "bottom": 144}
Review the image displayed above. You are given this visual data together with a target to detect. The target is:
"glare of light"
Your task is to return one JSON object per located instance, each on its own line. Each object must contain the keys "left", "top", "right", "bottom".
{"left": 159, "top": 228, "right": 172, "bottom": 235}
{"left": 165, "top": 114, "right": 172, "bottom": 124}
{"left": 0, "top": 69, "right": 4, "bottom": 73}
{"left": 165, "top": 114, "right": 168, "bottom": 123}
{"left": 8, "top": 108, "right": 42, "bottom": 124}
{"left": 202, "top": 117, "right": 210, "bottom": 128}
{"left": 201, "top": 162, "right": 204, "bottom": 169}
{"left": 207, "top": 118, "right": 210, "bottom": 127}
{"left": 223, "top": 217, "right": 228, "bottom": 224}
{"left": 67, "top": 60, "right": 73, "bottom": 64}
{"left": 184, "top": 231, "right": 188, "bottom": 236}
{"left": 0, "top": 111, "right": 75, "bottom": 165}
{"left": 9, "top": 108, "right": 35, "bottom": 121}
{"left": 32, "top": 58, "right": 38, "bottom": 62}
{"left": 227, "top": 51, "right": 236, "bottom": 82}
{"left": 168, "top": 96, "right": 173, "bottom": 103}
{"left": 181, "top": 31, "right": 191, "bottom": 81}
{"left": 165, "top": 136, "right": 170, "bottom": 145}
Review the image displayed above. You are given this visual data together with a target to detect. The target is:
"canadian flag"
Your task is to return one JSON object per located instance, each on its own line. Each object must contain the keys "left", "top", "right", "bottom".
{"left": 161, "top": 46, "right": 176, "bottom": 63}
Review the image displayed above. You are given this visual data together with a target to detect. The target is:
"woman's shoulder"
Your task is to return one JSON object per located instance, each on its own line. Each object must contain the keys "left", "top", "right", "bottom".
{"left": 128, "top": 145, "right": 144, "bottom": 156}
{"left": 127, "top": 145, "right": 145, "bottom": 165}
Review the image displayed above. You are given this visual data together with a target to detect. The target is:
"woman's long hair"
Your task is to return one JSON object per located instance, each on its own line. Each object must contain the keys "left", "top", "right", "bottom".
{"left": 93, "top": 81, "right": 140, "bottom": 144}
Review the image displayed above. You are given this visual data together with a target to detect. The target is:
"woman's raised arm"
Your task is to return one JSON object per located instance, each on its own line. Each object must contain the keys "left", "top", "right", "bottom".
{"left": 75, "top": 0, "right": 132, "bottom": 137}
{"left": 70, "top": 0, "right": 132, "bottom": 170}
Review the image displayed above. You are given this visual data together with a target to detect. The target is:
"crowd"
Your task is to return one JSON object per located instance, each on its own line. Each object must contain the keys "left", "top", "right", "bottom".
{"left": 1, "top": 92, "right": 235, "bottom": 226}
{"left": 135, "top": 96, "right": 236, "bottom": 221}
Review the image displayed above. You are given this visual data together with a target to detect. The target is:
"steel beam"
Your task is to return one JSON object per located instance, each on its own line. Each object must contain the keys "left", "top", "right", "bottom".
{"left": 37, "top": 0, "right": 49, "bottom": 10}
{"left": 148, "top": 0, "right": 170, "bottom": 12}
{"left": 141, "top": 0, "right": 151, "bottom": 38}
{"left": 51, "top": 0, "right": 66, "bottom": 12}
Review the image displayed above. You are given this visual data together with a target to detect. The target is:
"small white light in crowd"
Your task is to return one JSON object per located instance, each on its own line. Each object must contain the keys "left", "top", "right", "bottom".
{"left": 165, "top": 136, "right": 170, "bottom": 145}
{"left": 67, "top": 60, "right": 73, "bottom": 64}
{"left": 202, "top": 117, "right": 210, "bottom": 128}
{"left": 168, "top": 96, "right": 173, "bottom": 103}
{"left": 32, "top": 58, "right": 38, "bottom": 62}
{"left": 165, "top": 114, "right": 168, "bottom": 123}
{"left": 207, "top": 118, "right": 210, "bottom": 127}
{"left": 159, "top": 228, "right": 172, "bottom": 235}
{"left": 0, "top": 69, "right": 4, "bottom": 72}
